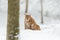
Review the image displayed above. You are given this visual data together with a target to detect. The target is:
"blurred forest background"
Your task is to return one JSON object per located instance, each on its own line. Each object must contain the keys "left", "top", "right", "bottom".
{"left": 0, "top": 0, "right": 60, "bottom": 40}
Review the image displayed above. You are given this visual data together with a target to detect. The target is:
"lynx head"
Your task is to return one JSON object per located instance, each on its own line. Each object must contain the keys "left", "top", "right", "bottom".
{"left": 25, "top": 15, "right": 31, "bottom": 21}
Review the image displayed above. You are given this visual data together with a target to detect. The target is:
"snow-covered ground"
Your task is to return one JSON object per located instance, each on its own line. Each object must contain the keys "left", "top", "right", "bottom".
{"left": 1, "top": 0, "right": 60, "bottom": 40}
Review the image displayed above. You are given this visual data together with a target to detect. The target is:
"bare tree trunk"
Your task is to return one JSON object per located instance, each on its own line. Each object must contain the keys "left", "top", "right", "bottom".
{"left": 41, "top": 0, "right": 44, "bottom": 24}
{"left": 7, "top": 0, "right": 19, "bottom": 40}
{"left": 25, "top": 0, "right": 28, "bottom": 13}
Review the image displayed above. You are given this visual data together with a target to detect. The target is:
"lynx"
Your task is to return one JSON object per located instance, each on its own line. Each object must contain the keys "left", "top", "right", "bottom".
{"left": 25, "top": 15, "right": 40, "bottom": 30}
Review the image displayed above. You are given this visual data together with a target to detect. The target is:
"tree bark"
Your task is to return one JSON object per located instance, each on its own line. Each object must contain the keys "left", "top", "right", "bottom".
{"left": 41, "top": 0, "right": 44, "bottom": 24}
{"left": 25, "top": 0, "right": 28, "bottom": 13}
{"left": 7, "top": 0, "right": 19, "bottom": 40}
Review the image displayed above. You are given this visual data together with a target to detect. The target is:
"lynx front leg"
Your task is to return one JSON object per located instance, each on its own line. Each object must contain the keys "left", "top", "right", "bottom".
{"left": 24, "top": 20, "right": 31, "bottom": 29}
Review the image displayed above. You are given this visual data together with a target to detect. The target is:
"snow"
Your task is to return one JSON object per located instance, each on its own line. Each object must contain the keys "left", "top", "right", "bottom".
{"left": 1, "top": 0, "right": 60, "bottom": 40}
{"left": 20, "top": 30, "right": 60, "bottom": 40}
{"left": 0, "top": 0, "right": 7, "bottom": 40}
